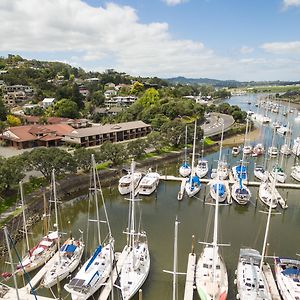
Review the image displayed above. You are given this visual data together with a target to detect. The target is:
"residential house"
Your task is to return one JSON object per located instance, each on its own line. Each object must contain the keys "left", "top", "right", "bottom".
{"left": 42, "top": 97, "right": 56, "bottom": 108}
{"left": 104, "top": 90, "right": 117, "bottom": 99}
{"left": 105, "top": 95, "right": 137, "bottom": 107}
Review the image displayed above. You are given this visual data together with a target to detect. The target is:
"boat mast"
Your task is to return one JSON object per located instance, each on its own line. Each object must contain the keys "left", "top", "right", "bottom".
{"left": 190, "top": 121, "right": 197, "bottom": 180}
{"left": 20, "top": 181, "right": 30, "bottom": 254}
{"left": 4, "top": 226, "right": 20, "bottom": 300}
{"left": 259, "top": 168, "right": 277, "bottom": 271}
{"left": 92, "top": 154, "right": 102, "bottom": 245}
{"left": 52, "top": 169, "right": 61, "bottom": 263}
{"left": 129, "top": 159, "right": 136, "bottom": 249}
{"left": 184, "top": 126, "right": 188, "bottom": 163}
{"left": 172, "top": 218, "right": 179, "bottom": 300}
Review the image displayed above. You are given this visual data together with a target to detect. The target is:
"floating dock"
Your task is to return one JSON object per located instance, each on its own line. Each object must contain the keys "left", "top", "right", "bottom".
{"left": 262, "top": 263, "right": 281, "bottom": 300}
{"left": 183, "top": 252, "right": 196, "bottom": 300}
{"left": 98, "top": 250, "right": 128, "bottom": 300}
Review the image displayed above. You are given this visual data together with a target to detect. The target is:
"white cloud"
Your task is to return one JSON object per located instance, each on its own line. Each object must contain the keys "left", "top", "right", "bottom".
{"left": 282, "top": 0, "right": 300, "bottom": 8}
{"left": 163, "top": 0, "right": 188, "bottom": 6}
{"left": 0, "top": 0, "right": 299, "bottom": 81}
{"left": 239, "top": 46, "right": 254, "bottom": 54}
{"left": 261, "top": 41, "right": 300, "bottom": 53}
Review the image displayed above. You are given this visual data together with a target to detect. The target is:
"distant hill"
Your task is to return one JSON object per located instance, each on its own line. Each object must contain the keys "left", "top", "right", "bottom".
{"left": 165, "top": 76, "right": 300, "bottom": 88}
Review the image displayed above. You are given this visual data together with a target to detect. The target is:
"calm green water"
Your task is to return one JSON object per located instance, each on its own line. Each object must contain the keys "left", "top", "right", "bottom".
{"left": 2, "top": 94, "right": 300, "bottom": 299}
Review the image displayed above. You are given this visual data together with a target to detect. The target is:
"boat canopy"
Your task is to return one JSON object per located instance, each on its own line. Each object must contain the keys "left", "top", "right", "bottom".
{"left": 213, "top": 183, "right": 225, "bottom": 196}
{"left": 85, "top": 245, "right": 102, "bottom": 272}
{"left": 282, "top": 267, "right": 300, "bottom": 277}
{"left": 181, "top": 162, "right": 190, "bottom": 169}
{"left": 61, "top": 244, "right": 77, "bottom": 253}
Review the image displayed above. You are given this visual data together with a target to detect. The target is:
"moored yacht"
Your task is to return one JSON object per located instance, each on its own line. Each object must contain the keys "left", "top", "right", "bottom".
{"left": 254, "top": 165, "right": 268, "bottom": 181}
{"left": 291, "top": 165, "right": 300, "bottom": 182}
{"left": 231, "top": 181, "right": 251, "bottom": 205}
{"left": 232, "top": 146, "right": 240, "bottom": 156}
{"left": 270, "top": 166, "right": 287, "bottom": 183}
{"left": 268, "top": 146, "right": 278, "bottom": 157}
{"left": 252, "top": 143, "right": 264, "bottom": 156}
{"left": 258, "top": 181, "right": 278, "bottom": 209}
{"left": 195, "top": 159, "right": 209, "bottom": 178}
{"left": 274, "top": 257, "right": 300, "bottom": 300}
{"left": 235, "top": 248, "right": 272, "bottom": 300}
{"left": 137, "top": 171, "right": 160, "bottom": 195}
{"left": 118, "top": 171, "right": 142, "bottom": 195}
{"left": 280, "top": 144, "right": 291, "bottom": 156}
{"left": 292, "top": 136, "right": 300, "bottom": 156}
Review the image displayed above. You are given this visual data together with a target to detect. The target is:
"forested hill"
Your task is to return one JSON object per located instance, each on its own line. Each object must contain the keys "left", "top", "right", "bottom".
{"left": 166, "top": 76, "right": 300, "bottom": 88}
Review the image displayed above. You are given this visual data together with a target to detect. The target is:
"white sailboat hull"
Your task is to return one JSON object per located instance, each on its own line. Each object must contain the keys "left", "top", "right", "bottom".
{"left": 291, "top": 166, "right": 300, "bottom": 182}
{"left": 64, "top": 242, "right": 114, "bottom": 300}
{"left": 179, "top": 165, "right": 191, "bottom": 177}
{"left": 236, "top": 248, "right": 272, "bottom": 300}
{"left": 258, "top": 182, "right": 278, "bottom": 208}
{"left": 43, "top": 239, "right": 85, "bottom": 288}
{"left": 196, "top": 246, "right": 228, "bottom": 300}
{"left": 275, "top": 257, "right": 300, "bottom": 300}
{"left": 120, "top": 242, "right": 150, "bottom": 300}
{"left": 231, "top": 182, "right": 251, "bottom": 205}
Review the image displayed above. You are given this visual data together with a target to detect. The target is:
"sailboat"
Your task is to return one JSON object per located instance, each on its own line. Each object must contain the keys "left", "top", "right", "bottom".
{"left": 235, "top": 167, "right": 279, "bottom": 300}
{"left": 16, "top": 181, "right": 59, "bottom": 275}
{"left": 195, "top": 179, "right": 228, "bottom": 299}
{"left": 195, "top": 137, "right": 209, "bottom": 178}
{"left": 185, "top": 121, "right": 201, "bottom": 197}
{"left": 268, "top": 127, "right": 278, "bottom": 157}
{"left": 179, "top": 126, "right": 192, "bottom": 177}
{"left": 119, "top": 160, "right": 150, "bottom": 300}
{"left": 231, "top": 118, "right": 251, "bottom": 205}
{"left": 209, "top": 123, "right": 229, "bottom": 203}
{"left": 64, "top": 154, "right": 114, "bottom": 300}
{"left": 274, "top": 256, "right": 300, "bottom": 299}
{"left": 42, "top": 170, "right": 85, "bottom": 288}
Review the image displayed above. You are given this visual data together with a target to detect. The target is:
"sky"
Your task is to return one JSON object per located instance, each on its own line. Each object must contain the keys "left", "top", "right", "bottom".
{"left": 0, "top": 0, "right": 300, "bottom": 81}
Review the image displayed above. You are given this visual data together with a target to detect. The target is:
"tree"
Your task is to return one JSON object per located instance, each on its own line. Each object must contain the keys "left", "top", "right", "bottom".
{"left": 54, "top": 99, "right": 80, "bottom": 118}
{"left": 126, "top": 139, "right": 146, "bottom": 159}
{"left": 73, "top": 148, "right": 96, "bottom": 172}
{"left": 71, "top": 83, "right": 84, "bottom": 109}
{"left": 91, "top": 91, "right": 105, "bottom": 106}
{"left": 24, "top": 147, "right": 76, "bottom": 182}
{"left": 0, "top": 98, "right": 8, "bottom": 121}
{"left": 146, "top": 131, "right": 166, "bottom": 153}
{"left": 100, "top": 141, "right": 127, "bottom": 165}
{"left": 138, "top": 88, "right": 159, "bottom": 107}
{"left": 6, "top": 114, "right": 21, "bottom": 126}
{"left": 130, "top": 81, "right": 144, "bottom": 95}
{"left": 0, "top": 156, "right": 26, "bottom": 192}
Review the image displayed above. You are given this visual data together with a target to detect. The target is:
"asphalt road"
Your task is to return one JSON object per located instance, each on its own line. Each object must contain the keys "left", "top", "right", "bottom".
{"left": 201, "top": 113, "right": 235, "bottom": 137}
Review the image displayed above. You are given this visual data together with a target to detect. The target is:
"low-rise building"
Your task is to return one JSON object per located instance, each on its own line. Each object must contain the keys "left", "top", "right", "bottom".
{"left": 0, "top": 124, "right": 74, "bottom": 149}
{"left": 105, "top": 95, "right": 137, "bottom": 107}
{"left": 63, "top": 120, "right": 151, "bottom": 147}
{"left": 104, "top": 90, "right": 117, "bottom": 99}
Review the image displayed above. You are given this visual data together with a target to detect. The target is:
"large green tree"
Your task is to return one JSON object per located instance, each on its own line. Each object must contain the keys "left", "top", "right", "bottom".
{"left": 24, "top": 147, "right": 76, "bottom": 182}
{"left": 100, "top": 141, "right": 127, "bottom": 165}
{"left": 53, "top": 99, "right": 80, "bottom": 118}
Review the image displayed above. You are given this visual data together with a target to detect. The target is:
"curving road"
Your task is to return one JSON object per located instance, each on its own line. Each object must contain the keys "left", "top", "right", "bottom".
{"left": 201, "top": 112, "right": 235, "bottom": 137}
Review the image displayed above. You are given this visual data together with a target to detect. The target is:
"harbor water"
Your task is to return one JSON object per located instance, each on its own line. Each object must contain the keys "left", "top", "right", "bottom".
{"left": 1, "top": 93, "right": 300, "bottom": 299}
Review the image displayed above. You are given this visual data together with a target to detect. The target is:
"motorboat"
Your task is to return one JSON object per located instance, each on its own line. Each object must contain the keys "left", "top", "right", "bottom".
{"left": 118, "top": 171, "right": 142, "bottom": 195}
{"left": 268, "top": 146, "right": 278, "bottom": 157}
{"left": 252, "top": 143, "right": 264, "bottom": 156}
{"left": 235, "top": 248, "right": 272, "bottom": 300}
{"left": 262, "top": 115, "right": 271, "bottom": 123}
{"left": 217, "top": 160, "right": 229, "bottom": 180}
{"left": 292, "top": 136, "right": 300, "bottom": 156}
{"left": 231, "top": 181, "right": 251, "bottom": 205}
{"left": 243, "top": 145, "right": 253, "bottom": 155}
{"left": 195, "top": 159, "right": 209, "bottom": 178}
{"left": 272, "top": 121, "right": 281, "bottom": 128}
{"left": 258, "top": 181, "right": 278, "bottom": 209}
{"left": 232, "top": 146, "right": 240, "bottom": 156}
{"left": 137, "top": 171, "right": 160, "bottom": 195}
{"left": 277, "top": 125, "right": 291, "bottom": 136}
{"left": 270, "top": 166, "right": 287, "bottom": 183}
{"left": 274, "top": 257, "right": 300, "bottom": 300}
{"left": 280, "top": 144, "right": 291, "bottom": 156}
{"left": 291, "top": 165, "right": 300, "bottom": 182}
{"left": 254, "top": 165, "right": 269, "bottom": 181}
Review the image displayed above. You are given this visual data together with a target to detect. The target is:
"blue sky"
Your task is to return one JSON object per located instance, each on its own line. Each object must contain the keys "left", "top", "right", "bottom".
{"left": 0, "top": 0, "right": 300, "bottom": 81}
